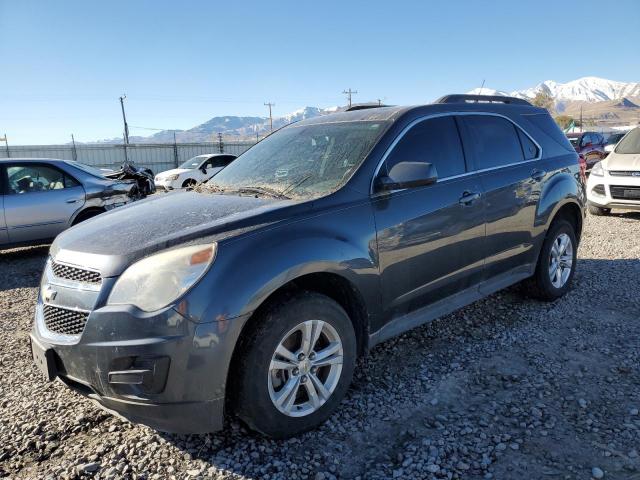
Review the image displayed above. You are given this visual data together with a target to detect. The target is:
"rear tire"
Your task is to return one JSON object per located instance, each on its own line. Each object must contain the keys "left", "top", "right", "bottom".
{"left": 525, "top": 219, "right": 577, "bottom": 301}
{"left": 232, "top": 292, "right": 356, "bottom": 438}
{"left": 588, "top": 204, "right": 611, "bottom": 216}
{"left": 182, "top": 179, "right": 197, "bottom": 189}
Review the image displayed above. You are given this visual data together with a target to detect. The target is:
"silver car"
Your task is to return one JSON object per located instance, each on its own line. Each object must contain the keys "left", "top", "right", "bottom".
{"left": 1, "top": 158, "right": 137, "bottom": 248}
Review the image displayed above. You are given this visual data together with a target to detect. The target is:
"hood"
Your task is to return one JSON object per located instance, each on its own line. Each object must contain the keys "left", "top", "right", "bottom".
{"left": 51, "top": 192, "right": 297, "bottom": 276}
{"left": 605, "top": 152, "right": 640, "bottom": 171}
{"left": 156, "top": 168, "right": 191, "bottom": 177}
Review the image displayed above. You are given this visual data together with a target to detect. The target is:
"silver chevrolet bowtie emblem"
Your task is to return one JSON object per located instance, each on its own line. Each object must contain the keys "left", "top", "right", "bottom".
{"left": 42, "top": 284, "right": 57, "bottom": 303}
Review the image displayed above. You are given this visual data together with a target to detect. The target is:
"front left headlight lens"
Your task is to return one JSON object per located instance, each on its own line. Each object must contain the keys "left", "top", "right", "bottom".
{"left": 591, "top": 161, "right": 605, "bottom": 177}
{"left": 108, "top": 244, "right": 216, "bottom": 312}
{"left": 167, "top": 174, "right": 179, "bottom": 181}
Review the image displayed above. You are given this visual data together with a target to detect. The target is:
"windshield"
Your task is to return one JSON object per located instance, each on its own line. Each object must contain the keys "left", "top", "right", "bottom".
{"left": 615, "top": 128, "right": 640, "bottom": 154}
{"left": 179, "top": 156, "right": 207, "bottom": 169}
{"left": 65, "top": 160, "right": 111, "bottom": 178}
{"left": 202, "top": 121, "right": 386, "bottom": 200}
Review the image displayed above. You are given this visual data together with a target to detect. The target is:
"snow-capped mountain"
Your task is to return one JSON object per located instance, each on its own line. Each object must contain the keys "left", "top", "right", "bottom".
{"left": 468, "top": 77, "right": 640, "bottom": 103}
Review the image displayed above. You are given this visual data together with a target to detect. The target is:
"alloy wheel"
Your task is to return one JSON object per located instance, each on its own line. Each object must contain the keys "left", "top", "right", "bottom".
{"left": 268, "top": 320, "right": 344, "bottom": 417}
{"left": 548, "top": 232, "right": 573, "bottom": 288}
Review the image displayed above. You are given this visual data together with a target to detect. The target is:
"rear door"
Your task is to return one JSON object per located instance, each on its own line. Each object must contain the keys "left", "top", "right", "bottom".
{"left": 458, "top": 114, "right": 542, "bottom": 282}
{"left": 373, "top": 115, "right": 486, "bottom": 319}
{"left": 0, "top": 166, "right": 8, "bottom": 245}
{"left": 4, "top": 162, "right": 85, "bottom": 243}
{"left": 206, "top": 155, "right": 235, "bottom": 180}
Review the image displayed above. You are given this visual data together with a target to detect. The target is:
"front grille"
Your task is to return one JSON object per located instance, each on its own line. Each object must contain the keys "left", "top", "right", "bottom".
{"left": 43, "top": 305, "right": 89, "bottom": 336}
{"left": 592, "top": 184, "right": 606, "bottom": 196}
{"left": 51, "top": 261, "right": 101, "bottom": 284}
{"left": 609, "top": 171, "right": 640, "bottom": 177}
{"left": 610, "top": 185, "right": 640, "bottom": 200}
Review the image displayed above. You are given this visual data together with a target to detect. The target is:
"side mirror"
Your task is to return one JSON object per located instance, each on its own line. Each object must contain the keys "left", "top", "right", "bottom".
{"left": 376, "top": 161, "right": 438, "bottom": 192}
{"left": 200, "top": 167, "right": 208, "bottom": 174}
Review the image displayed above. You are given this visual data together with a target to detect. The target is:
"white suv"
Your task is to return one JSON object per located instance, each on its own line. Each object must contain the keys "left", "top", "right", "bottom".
{"left": 155, "top": 154, "right": 236, "bottom": 191}
{"left": 587, "top": 127, "right": 640, "bottom": 215}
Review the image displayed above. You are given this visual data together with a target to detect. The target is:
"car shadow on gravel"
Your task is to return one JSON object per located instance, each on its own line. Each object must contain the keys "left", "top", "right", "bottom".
{"left": 147, "top": 257, "right": 639, "bottom": 479}
{"left": 0, "top": 245, "right": 49, "bottom": 290}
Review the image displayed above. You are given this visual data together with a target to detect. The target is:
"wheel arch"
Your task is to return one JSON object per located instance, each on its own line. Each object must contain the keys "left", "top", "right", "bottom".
{"left": 71, "top": 206, "right": 107, "bottom": 226}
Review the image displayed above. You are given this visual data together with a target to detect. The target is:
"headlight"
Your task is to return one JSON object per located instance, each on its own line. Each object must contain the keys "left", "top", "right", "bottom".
{"left": 167, "top": 174, "right": 179, "bottom": 181}
{"left": 108, "top": 244, "right": 216, "bottom": 312}
{"left": 591, "top": 161, "right": 605, "bottom": 177}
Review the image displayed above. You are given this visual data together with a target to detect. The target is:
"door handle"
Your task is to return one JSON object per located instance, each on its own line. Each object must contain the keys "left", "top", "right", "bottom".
{"left": 459, "top": 191, "right": 481, "bottom": 205}
{"left": 66, "top": 198, "right": 78, "bottom": 204}
{"left": 531, "top": 169, "right": 546, "bottom": 181}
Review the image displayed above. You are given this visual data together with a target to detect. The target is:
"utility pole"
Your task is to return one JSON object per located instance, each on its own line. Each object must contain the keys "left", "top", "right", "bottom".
{"left": 342, "top": 88, "right": 358, "bottom": 108}
{"left": 71, "top": 134, "right": 78, "bottom": 161}
{"left": 376, "top": 98, "right": 383, "bottom": 106}
{"left": 217, "top": 132, "right": 224, "bottom": 153}
{"left": 119, "top": 95, "right": 130, "bottom": 144}
{"left": 1, "top": 134, "right": 9, "bottom": 158}
{"left": 479, "top": 79, "right": 486, "bottom": 95}
{"left": 264, "top": 102, "right": 275, "bottom": 132}
{"left": 580, "top": 105, "right": 583, "bottom": 133}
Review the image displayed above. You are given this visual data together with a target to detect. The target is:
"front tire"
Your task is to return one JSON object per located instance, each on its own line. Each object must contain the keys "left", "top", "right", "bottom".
{"left": 182, "top": 179, "right": 197, "bottom": 189}
{"left": 588, "top": 204, "right": 611, "bottom": 216}
{"left": 233, "top": 292, "right": 356, "bottom": 438}
{"left": 525, "top": 219, "right": 577, "bottom": 301}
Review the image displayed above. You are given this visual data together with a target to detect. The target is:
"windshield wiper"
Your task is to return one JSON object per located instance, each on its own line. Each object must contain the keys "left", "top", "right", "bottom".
{"left": 236, "top": 186, "right": 290, "bottom": 199}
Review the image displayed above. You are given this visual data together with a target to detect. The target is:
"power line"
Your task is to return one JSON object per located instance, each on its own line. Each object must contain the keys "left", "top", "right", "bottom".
{"left": 264, "top": 102, "right": 275, "bottom": 132}
{"left": 342, "top": 88, "right": 358, "bottom": 108}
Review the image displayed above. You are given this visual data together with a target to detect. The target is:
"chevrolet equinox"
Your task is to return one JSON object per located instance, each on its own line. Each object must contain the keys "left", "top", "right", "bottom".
{"left": 31, "top": 95, "right": 586, "bottom": 438}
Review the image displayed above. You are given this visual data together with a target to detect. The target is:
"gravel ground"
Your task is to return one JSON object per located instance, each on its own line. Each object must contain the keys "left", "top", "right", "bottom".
{"left": 1, "top": 212, "right": 640, "bottom": 480}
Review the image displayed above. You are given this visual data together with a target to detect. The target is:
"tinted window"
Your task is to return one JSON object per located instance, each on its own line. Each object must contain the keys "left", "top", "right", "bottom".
{"left": 522, "top": 113, "right": 574, "bottom": 151}
{"left": 517, "top": 129, "right": 539, "bottom": 160}
{"left": 385, "top": 116, "right": 466, "bottom": 179}
{"left": 580, "top": 134, "right": 592, "bottom": 147}
{"left": 6, "top": 164, "right": 76, "bottom": 194}
{"left": 461, "top": 115, "right": 524, "bottom": 169}
{"left": 212, "top": 156, "right": 233, "bottom": 168}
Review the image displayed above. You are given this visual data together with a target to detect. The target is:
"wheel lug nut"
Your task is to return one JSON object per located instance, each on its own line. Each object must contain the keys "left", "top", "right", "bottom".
{"left": 297, "top": 353, "right": 305, "bottom": 361}
{"left": 310, "top": 366, "right": 317, "bottom": 374}
{"left": 301, "top": 375, "right": 308, "bottom": 383}
{"left": 309, "top": 352, "right": 316, "bottom": 360}
{"left": 292, "top": 368, "right": 299, "bottom": 376}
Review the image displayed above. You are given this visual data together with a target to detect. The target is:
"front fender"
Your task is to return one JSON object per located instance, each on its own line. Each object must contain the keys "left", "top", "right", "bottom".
{"left": 181, "top": 201, "right": 380, "bottom": 325}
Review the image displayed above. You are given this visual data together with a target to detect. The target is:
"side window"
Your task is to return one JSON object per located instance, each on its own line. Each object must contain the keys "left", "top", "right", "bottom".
{"left": 580, "top": 134, "right": 592, "bottom": 147}
{"left": 212, "top": 156, "right": 229, "bottom": 168}
{"left": 384, "top": 116, "right": 466, "bottom": 179}
{"left": 461, "top": 115, "right": 525, "bottom": 169}
{"left": 6, "top": 164, "right": 70, "bottom": 194}
{"left": 516, "top": 128, "right": 539, "bottom": 160}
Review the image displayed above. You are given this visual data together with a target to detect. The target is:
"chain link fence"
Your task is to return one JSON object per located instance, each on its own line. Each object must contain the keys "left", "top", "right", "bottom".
{"left": 0, "top": 141, "right": 256, "bottom": 174}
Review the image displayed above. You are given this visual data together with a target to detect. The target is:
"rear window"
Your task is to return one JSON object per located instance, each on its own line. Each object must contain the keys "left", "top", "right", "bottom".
{"left": 615, "top": 128, "right": 640, "bottom": 154}
{"left": 523, "top": 113, "right": 575, "bottom": 152}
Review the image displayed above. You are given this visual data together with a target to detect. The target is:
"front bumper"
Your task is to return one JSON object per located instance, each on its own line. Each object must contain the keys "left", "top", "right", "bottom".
{"left": 154, "top": 178, "right": 179, "bottom": 191}
{"left": 32, "top": 293, "right": 249, "bottom": 434}
{"left": 586, "top": 173, "right": 640, "bottom": 210}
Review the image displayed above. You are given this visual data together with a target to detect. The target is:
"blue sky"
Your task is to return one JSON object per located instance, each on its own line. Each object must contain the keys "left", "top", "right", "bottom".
{"left": 1, "top": 0, "right": 639, "bottom": 145}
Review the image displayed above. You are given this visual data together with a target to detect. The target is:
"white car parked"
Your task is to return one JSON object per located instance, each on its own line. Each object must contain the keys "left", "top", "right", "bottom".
{"left": 154, "top": 154, "right": 236, "bottom": 191}
{"left": 587, "top": 127, "right": 640, "bottom": 215}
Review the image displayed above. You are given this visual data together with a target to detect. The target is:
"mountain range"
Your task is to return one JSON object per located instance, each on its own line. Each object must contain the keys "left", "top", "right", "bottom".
{"left": 109, "top": 77, "right": 639, "bottom": 144}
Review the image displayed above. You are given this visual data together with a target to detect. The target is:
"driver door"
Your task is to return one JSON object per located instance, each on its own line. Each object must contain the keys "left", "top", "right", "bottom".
{"left": 372, "top": 115, "right": 486, "bottom": 320}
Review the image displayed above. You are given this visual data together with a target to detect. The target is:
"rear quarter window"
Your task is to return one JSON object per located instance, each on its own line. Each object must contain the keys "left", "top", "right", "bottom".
{"left": 521, "top": 113, "right": 574, "bottom": 152}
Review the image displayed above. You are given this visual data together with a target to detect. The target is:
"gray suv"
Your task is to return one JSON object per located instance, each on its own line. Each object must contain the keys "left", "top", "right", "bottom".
{"left": 30, "top": 95, "right": 586, "bottom": 438}
{"left": 1, "top": 159, "right": 137, "bottom": 248}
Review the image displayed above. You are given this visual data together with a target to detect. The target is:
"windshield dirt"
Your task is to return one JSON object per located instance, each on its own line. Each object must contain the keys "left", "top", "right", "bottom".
{"left": 615, "top": 129, "right": 640, "bottom": 154}
{"left": 198, "top": 121, "right": 386, "bottom": 200}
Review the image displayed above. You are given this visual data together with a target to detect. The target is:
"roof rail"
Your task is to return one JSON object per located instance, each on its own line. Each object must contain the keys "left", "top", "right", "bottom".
{"left": 435, "top": 94, "right": 532, "bottom": 106}
{"left": 345, "top": 103, "right": 390, "bottom": 111}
